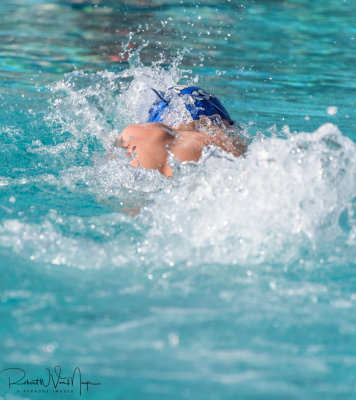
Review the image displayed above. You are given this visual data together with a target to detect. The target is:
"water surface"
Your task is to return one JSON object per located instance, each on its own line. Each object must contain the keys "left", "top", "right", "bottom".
{"left": 1, "top": 1, "right": 355, "bottom": 399}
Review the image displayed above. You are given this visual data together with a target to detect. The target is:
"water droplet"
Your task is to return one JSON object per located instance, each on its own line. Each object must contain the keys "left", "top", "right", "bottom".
{"left": 326, "top": 106, "right": 338, "bottom": 116}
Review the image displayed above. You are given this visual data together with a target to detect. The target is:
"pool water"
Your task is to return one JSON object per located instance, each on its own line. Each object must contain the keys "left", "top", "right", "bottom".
{"left": 1, "top": 1, "right": 355, "bottom": 399}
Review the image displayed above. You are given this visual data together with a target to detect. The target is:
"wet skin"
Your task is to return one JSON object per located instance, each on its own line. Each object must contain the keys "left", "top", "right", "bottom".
{"left": 115, "top": 118, "right": 246, "bottom": 177}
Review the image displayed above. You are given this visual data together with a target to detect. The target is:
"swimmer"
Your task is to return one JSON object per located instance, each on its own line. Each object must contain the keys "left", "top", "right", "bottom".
{"left": 114, "top": 86, "right": 247, "bottom": 177}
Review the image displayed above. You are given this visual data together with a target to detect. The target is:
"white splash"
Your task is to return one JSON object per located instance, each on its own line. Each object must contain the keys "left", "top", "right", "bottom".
{"left": 139, "top": 123, "right": 356, "bottom": 267}
{"left": 46, "top": 60, "right": 194, "bottom": 152}
{"left": 2, "top": 63, "right": 354, "bottom": 271}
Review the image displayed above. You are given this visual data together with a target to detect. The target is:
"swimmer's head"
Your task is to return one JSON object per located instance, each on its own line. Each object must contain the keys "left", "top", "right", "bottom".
{"left": 147, "top": 86, "right": 234, "bottom": 127}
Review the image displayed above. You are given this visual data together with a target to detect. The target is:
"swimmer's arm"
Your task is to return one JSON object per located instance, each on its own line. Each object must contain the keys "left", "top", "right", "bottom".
{"left": 209, "top": 131, "right": 247, "bottom": 157}
{"left": 230, "top": 136, "right": 248, "bottom": 156}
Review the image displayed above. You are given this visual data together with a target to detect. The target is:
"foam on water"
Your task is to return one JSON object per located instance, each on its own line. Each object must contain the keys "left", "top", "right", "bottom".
{"left": 1, "top": 63, "right": 355, "bottom": 272}
{"left": 0, "top": 213, "right": 139, "bottom": 269}
{"left": 47, "top": 56, "right": 194, "bottom": 151}
{"left": 141, "top": 123, "right": 356, "bottom": 268}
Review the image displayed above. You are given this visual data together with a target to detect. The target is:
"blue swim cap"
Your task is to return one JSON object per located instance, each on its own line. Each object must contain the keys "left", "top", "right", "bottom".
{"left": 148, "top": 86, "right": 234, "bottom": 126}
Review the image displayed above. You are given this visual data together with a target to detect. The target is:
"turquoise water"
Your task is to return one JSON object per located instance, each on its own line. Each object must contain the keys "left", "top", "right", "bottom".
{"left": 1, "top": 0, "right": 356, "bottom": 399}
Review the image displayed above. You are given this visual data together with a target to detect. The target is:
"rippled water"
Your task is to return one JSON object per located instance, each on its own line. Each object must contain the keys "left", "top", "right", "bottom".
{"left": 1, "top": 1, "right": 356, "bottom": 399}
